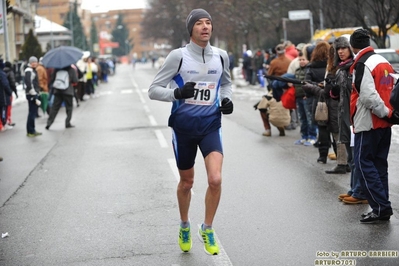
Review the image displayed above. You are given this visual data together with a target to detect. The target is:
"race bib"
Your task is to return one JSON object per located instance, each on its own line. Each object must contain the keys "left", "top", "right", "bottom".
{"left": 185, "top": 81, "right": 217, "bottom": 105}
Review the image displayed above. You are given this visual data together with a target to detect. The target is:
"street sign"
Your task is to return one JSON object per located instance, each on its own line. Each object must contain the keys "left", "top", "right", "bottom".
{"left": 288, "top": 10, "right": 311, "bottom": 21}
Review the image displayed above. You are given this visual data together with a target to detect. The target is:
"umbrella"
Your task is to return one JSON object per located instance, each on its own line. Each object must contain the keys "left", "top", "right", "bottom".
{"left": 264, "top": 74, "right": 305, "bottom": 85}
{"left": 41, "top": 46, "right": 83, "bottom": 69}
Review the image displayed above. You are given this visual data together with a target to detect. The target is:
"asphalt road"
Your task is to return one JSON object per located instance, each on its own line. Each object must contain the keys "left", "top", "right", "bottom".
{"left": 0, "top": 62, "right": 398, "bottom": 266}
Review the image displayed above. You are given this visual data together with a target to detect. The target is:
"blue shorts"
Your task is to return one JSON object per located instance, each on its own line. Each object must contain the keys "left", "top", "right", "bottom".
{"left": 172, "top": 128, "right": 223, "bottom": 170}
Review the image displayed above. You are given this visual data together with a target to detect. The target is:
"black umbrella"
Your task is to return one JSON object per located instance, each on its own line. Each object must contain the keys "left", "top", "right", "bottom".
{"left": 41, "top": 46, "right": 83, "bottom": 69}
{"left": 264, "top": 74, "right": 305, "bottom": 85}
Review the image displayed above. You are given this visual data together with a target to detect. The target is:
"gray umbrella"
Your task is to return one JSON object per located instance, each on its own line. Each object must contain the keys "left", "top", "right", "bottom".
{"left": 41, "top": 46, "right": 83, "bottom": 69}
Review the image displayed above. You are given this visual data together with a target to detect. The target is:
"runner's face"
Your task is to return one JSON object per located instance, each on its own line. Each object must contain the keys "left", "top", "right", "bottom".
{"left": 191, "top": 18, "right": 212, "bottom": 47}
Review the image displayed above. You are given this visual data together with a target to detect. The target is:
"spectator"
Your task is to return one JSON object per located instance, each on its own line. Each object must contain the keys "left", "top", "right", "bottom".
{"left": 302, "top": 41, "right": 331, "bottom": 163}
{"left": 293, "top": 52, "right": 312, "bottom": 145}
{"left": 45, "top": 65, "right": 78, "bottom": 130}
{"left": 253, "top": 49, "right": 265, "bottom": 87}
{"left": 36, "top": 57, "right": 49, "bottom": 116}
{"left": 0, "top": 60, "right": 12, "bottom": 132}
{"left": 3, "top": 61, "right": 17, "bottom": 127}
{"left": 24, "top": 56, "right": 42, "bottom": 137}
{"left": 242, "top": 50, "right": 253, "bottom": 84}
{"left": 349, "top": 29, "right": 395, "bottom": 223}
{"left": 326, "top": 36, "right": 354, "bottom": 175}
{"left": 261, "top": 43, "right": 292, "bottom": 136}
{"left": 284, "top": 40, "right": 299, "bottom": 60}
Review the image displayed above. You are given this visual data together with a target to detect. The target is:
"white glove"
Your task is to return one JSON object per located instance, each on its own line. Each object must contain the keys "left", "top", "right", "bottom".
{"left": 35, "top": 99, "right": 41, "bottom": 106}
{"left": 29, "top": 89, "right": 37, "bottom": 95}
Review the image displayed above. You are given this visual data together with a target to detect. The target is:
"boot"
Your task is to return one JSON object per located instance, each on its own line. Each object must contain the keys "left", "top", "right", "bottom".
{"left": 325, "top": 164, "right": 347, "bottom": 174}
{"left": 277, "top": 127, "right": 285, "bottom": 136}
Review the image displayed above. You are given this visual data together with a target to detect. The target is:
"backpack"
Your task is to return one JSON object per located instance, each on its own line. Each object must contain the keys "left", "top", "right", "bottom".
{"left": 390, "top": 76, "right": 399, "bottom": 110}
{"left": 53, "top": 70, "right": 70, "bottom": 90}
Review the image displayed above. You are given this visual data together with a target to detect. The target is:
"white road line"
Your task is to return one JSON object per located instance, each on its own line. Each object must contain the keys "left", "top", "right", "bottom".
{"left": 168, "top": 158, "right": 180, "bottom": 183}
{"left": 212, "top": 238, "right": 233, "bottom": 266}
{"left": 143, "top": 105, "right": 150, "bottom": 114}
{"left": 148, "top": 115, "right": 157, "bottom": 126}
{"left": 154, "top": 130, "right": 168, "bottom": 148}
{"left": 121, "top": 89, "right": 133, "bottom": 94}
{"left": 167, "top": 158, "right": 194, "bottom": 196}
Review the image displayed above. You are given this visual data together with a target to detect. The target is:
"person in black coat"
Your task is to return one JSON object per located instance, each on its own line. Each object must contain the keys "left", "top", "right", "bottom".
{"left": 46, "top": 65, "right": 78, "bottom": 130}
{"left": 4, "top": 61, "right": 18, "bottom": 126}
{"left": 302, "top": 41, "right": 334, "bottom": 164}
{"left": 0, "top": 61, "right": 12, "bottom": 131}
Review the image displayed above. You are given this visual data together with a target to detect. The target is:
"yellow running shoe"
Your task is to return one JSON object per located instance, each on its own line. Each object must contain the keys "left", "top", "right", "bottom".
{"left": 198, "top": 224, "right": 219, "bottom": 255}
{"left": 178, "top": 226, "right": 192, "bottom": 252}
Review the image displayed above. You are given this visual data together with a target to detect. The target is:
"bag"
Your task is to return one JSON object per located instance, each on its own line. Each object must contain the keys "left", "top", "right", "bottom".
{"left": 53, "top": 70, "right": 70, "bottom": 90}
{"left": 268, "top": 98, "right": 290, "bottom": 127}
{"left": 257, "top": 96, "right": 269, "bottom": 110}
{"left": 280, "top": 86, "right": 296, "bottom": 109}
{"left": 390, "top": 77, "right": 399, "bottom": 110}
{"left": 315, "top": 95, "right": 328, "bottom": 122}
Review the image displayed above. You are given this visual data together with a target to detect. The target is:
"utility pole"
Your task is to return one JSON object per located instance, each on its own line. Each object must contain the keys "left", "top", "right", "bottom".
{"left": 70, "top": 1, "right": 74, "bottom": 46}
{"left": 319, "top": 0, "right": 324, "bottom": 30}
{"left": 2, "top": 0, "right": 10, "bottom": 61}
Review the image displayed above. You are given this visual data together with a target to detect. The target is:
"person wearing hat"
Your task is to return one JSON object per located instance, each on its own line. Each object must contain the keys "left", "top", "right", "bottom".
{"left": 24, "top": 56, "right": 42, "bottom": 137}
{"left": 349, "top": 28, "right": 396, "bottom": 223}
{"left": 262, "top": 43, "right": 292, "bottom": 136}
{"left": 149, "top": 8, "right": 233, "bottom": 255}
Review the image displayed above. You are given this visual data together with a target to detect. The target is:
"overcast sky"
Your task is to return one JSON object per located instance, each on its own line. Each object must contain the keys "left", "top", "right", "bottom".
{"left": 81, "top": 0, "right": 148, "bottom": 13}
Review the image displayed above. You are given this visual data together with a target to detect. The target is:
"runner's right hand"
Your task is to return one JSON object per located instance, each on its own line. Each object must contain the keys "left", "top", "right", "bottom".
{"left": 174, "top": 82, "right": 196, "bottom": 99}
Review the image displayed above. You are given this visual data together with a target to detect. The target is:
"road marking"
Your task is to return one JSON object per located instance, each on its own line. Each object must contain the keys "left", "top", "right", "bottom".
{"left": 121, "top": 89, "right": 133, "bottom": 94}
{"left": 148, "top": 115, "right": 157, "bottom": 126}
{"left": 143, "top": 105, "right": 150, "bottom": 113}
{"left": 167, "top": 158, "right": 194, "bottom": 196}
{"left": 168, "top": 158, "right": 180, "bottom": 183}
{"left": 154, "top": 130, "right": 168, "bottom": 148}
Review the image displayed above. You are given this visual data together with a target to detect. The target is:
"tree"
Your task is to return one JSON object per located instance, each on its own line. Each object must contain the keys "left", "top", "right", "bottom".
{"left": 345, "top": 0, "right": 399, "bottom": 48}
{"left": 20, "top": 29, "right": 43, "bottom": 60}
{"left": 111, "top": 14, "right": 131, "bottom": 56}
{"left": 90, "top": 18, "right": 99, "bottom": 56}
{"left": 63, "top": 0, "right": 88, "bottom": 50}
{"left": 141, "top": 0, "right": 399, "bottom": 55}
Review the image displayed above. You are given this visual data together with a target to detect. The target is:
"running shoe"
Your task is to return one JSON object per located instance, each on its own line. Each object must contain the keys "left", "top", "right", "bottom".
{"left": 198, "top": 224, "right": 219, "bottom": 255}
{"left": 178, "top": 226, "right": 192, "bottom": 252}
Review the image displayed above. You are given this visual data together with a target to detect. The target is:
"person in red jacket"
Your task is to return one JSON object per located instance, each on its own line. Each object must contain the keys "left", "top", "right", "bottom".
{"left": 349, "top": 28, "right": 395, "bottom": 223}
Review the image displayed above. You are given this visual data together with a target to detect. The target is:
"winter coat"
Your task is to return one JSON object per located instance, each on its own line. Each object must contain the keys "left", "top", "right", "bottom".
{"left": 304, "top": 60, "right": 327, "bottom": 97}
{"left": 330, "top": 59, "right": 353, "bottom": 143}
{"left": 3, "top": 66, "right": 17, "bottom": 98}
{"left": 302, "top": 74, "right": 339, "bottom": 133}
{"left": 294, "top": 66, "right": 307, "bottom": 98}
{"left": 51, "top": 66, "right": 78, "bottom": 97}
{"left": 35, "top": 64, "right": 49, "bottom": 92}
{"left": 0, "top": 70, "right": 12, "bottom": 106}
{"left": 350, "top": 47, "right": 394, "bottom": 133}
{"left": 24, "top": 65, "right": 40, "bottom": 95}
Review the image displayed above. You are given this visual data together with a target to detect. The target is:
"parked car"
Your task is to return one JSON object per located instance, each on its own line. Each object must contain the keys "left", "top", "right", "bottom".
{"left": 374, "top": 49, "right": 399, "bottom": 72}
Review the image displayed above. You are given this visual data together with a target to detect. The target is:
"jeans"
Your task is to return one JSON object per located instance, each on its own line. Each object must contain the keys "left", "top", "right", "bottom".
{"left": 296, "top": 97, "right": 317, "bottom": 139}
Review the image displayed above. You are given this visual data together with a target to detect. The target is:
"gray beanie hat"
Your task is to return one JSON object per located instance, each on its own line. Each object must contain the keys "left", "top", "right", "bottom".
{"left": 29, "top": 56, "right": 38, "bottom": 63}
{"left": 333, "top": 36, "right": 354, "bottom": 66}
{"left": 186, "top": 9, "right": 212, "bottom": 36}
{"left": 350, "top": 28, "right": 370, "bottom": 49}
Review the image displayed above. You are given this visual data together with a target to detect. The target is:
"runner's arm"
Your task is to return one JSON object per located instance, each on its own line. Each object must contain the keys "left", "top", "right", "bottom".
{"left": 219, "top": 49, "right": 233, "bottom": 100}
{"left": 148, "top": 50, "right": 182, "bottom": 102}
